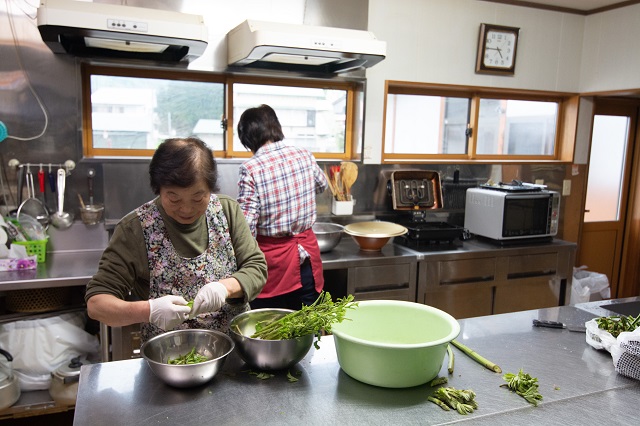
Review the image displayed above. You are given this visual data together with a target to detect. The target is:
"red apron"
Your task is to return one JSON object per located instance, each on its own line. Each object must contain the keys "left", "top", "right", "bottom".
{"left": 256, "top": 228, "right": 324, "bottom": 298}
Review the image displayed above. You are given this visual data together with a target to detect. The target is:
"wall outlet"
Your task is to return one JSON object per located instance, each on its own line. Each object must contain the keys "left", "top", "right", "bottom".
{"left": 562, "top": 179, "right": 571, "bottom": 196}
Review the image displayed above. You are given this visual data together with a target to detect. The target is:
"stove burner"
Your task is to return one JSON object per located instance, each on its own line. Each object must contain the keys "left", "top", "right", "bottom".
{"left": 393, "top": 221, "right": 465, "bottom": 244}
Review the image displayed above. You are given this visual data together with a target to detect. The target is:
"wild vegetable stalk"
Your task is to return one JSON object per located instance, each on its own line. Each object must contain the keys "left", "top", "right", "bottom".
{"left": 428, "top": 387, "right": 478, "bottom": 415}
{"left": 250, "top": 292, "right": 357, "bottom": 344}
{"left": 447, "top": 344, "right": 454, "bottom": 374}
{"left": 451, "top": 339, "right": 502, "bottom": 373}
{"left": 501, "top": 369, "right": 543, "bottom": 406}
{"left": 596, "top": 313, "right": 640, "bottom": 337}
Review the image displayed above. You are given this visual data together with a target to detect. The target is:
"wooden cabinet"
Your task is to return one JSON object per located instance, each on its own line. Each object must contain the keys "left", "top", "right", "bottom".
{"left": 416, "top": 240, "right": 576, "bottom": 319}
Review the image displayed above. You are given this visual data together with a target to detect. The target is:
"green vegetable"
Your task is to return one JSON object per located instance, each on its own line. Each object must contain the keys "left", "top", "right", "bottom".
{"left": 595, "top": 313, "right": 640, "bottom": 337}
{"left": 286, "top": 370, "right": 300, "bottom": 382}
{"left": 501, "top": 369, "right": 543, "bottom": 406}
{"left": 250, "top": 292, "right": 357, "bottom": 347}
{"left": 451, "top": 339, "right": 502, "bottom": 373}
{"left": 246, "top": 370, "right": 275, "bottom": 380}
{"left": 186, "top": 300, "right": 194, "bottom": 309}
{"left": 167, "top": 347, "right": 208, "bottom": 365}
{"left": 428, "top": 387, "right": 478, "bottom": 415}
{"left": 447, "top": 344, "right": 454, "bottom": 374}
{"left": 430, "top": 376, "right": 448, "bottom": 387}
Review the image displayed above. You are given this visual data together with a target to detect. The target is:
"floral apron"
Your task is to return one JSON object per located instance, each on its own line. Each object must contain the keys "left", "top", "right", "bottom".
{"left": 138, "top": 194, "right": 249, "bottom": 343}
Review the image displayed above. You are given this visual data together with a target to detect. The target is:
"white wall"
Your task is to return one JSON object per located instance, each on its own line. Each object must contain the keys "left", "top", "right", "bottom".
{"left": 580, "top": 4, "right": 640, "bottom": 93}
{"left": 364, "top": 0, "right": 587, "bottom": 164}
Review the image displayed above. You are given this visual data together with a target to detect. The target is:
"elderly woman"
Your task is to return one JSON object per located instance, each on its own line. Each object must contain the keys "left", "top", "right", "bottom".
{"left": 85, "top": 137, "right": 267, "bottom": 343}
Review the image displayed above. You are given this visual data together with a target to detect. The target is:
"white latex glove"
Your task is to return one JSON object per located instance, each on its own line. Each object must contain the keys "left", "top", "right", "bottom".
{"left": 149, "top": 295, "right": 191, "bottom": 330}
{"left": 189, "top": 282, "right": 228, "bottom": 319}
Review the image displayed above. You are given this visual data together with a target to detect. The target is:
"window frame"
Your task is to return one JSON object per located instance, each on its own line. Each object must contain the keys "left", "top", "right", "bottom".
{"left": 81, "top": 64, "right": 361, "bottom": 160}
{"left": 382, "top": 81, "right": 579, "bottom": 164}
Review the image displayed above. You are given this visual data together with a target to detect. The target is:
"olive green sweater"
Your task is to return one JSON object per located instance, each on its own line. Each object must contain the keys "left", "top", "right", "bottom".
{"left": 85, "top": 194, "right": 267, "bottom": 303}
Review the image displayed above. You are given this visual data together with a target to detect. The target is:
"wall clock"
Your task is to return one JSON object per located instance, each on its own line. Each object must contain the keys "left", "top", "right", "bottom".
{"left": 475, "top": 23, "right": 520, "bottom": 75}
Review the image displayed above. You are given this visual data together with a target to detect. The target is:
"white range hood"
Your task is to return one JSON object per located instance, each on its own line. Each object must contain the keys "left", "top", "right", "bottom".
{"left": 36, "top": 0, "right": 208, "bottom": 62}
{"left": 227, "top": 19, "right": 386, "bottom": 74}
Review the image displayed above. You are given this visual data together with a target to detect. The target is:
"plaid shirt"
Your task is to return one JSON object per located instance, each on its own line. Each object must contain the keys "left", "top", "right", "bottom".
{"left": 238, "top": 141, "right": 328, "bottom": 240}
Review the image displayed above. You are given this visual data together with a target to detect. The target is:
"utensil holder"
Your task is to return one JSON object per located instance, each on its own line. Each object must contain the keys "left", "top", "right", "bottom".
{"left": 331, "top": 199, "right": 354, "bottom": 216}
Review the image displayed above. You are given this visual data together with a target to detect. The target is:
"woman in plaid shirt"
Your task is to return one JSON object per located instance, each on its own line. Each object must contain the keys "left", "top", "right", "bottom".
{"left": 237, "top": 104, "right": 328, "bottom": 310}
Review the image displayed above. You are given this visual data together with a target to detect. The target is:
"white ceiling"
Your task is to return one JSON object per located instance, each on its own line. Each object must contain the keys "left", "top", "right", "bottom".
{"left": 488, "top": 0, "right": 637, "bottom": 14}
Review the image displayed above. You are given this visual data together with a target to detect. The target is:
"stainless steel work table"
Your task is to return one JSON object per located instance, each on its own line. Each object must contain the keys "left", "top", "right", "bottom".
{"left": 73, "top": 299, "right": 639, "bottom": 425}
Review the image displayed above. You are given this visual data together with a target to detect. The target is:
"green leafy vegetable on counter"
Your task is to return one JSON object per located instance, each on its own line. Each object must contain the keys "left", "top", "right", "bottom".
{"left": 287, "top": 370, "right": 300, "bottom": 382}
{"left": 167, "top": 347, "right": 208, "bottom": 365}
{"left": 246, "top": 370, "right": 275, "bottom": 380}
{"left": 501, "top": 369, "right": 543, "bottom": 406}
{"left": 595, "top": 313, "right": 640, "bottom": 337}
{"left": 430, "top": 376, "right": 448, "bottom": 387}
{"left": 428, "top": 387, "right": 478, "bottom": 415}
{"left": 250, "top": 292, "right": 357, "bottom": 348}
{"left": 447, "top": 344, "right": 454, "bottom": 374}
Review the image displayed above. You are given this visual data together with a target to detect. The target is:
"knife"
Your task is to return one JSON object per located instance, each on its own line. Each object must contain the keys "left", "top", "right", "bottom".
{"left": 532, "top": 319, "right": 586, "bottom": 333}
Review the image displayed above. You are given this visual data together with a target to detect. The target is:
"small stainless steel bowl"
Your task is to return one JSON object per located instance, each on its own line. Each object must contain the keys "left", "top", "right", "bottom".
{"left": 229, "top": 309, "right": 314, "bottom": 371}
{"left": 313, "top": 222, "right": 344, "bottom": 252}
{"left": 141, "top": 329, "right": 234, "bottom": 388}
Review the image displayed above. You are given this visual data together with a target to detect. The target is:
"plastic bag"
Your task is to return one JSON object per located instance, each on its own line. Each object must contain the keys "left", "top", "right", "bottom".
{"left": 570, "top": 266, "right": 611, "bottom": 304}
{"left": 585, "top": 318, "right": 617, "bottom": 352}
{"left": 611, "top": 328, "right": 640, "bottom": 380}
{"left": 0, "top": 312, "right": 99, "bottom": 391}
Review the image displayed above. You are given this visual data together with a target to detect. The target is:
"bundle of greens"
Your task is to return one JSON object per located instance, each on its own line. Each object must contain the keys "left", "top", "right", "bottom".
{"left": 167, "top": 347, "right": 208, "bottom": 365}
{"left": 428, "top": 386, "right": 478, "bottom": 415}
{"left": 250, "top": 292, "right": 357, "bottom": 346}
{"left": 595, "top": 313, "right": 640, "bottom": 337}
{"left": 501, "top": 369, "right": 543, "bottom": 406}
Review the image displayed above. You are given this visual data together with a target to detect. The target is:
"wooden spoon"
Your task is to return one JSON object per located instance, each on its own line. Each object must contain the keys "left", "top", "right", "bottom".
{"left": 340, "top": 162, "right": 358, "bottom": 199}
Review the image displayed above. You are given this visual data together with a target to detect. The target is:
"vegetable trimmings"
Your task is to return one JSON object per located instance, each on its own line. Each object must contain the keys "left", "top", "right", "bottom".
{"left": 501, "top": 369, "right": 543, "bottom": 406}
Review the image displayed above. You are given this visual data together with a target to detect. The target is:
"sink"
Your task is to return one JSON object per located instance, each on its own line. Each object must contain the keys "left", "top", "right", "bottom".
{"left": 599, "top": 301, "right": 640, "bottom": 317}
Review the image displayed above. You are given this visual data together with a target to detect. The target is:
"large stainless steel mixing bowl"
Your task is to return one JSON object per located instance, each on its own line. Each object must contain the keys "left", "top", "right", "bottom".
{"left": 141, "top": 329, "right": 234, "bottom": 388}
{"left": 313, "top": 222, "right": 344, "bottom": 252}
{"left": 229, "top": 309, "right": 314, "bottom": 370}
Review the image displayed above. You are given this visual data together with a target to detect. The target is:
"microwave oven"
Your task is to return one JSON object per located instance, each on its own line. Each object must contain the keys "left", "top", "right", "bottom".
{"left": 464, "top": 187, "right": 560, "bottom": 241}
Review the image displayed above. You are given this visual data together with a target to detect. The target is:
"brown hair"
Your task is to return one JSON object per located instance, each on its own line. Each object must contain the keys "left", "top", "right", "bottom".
{"left": 149, "top": 137, "right": 219, "bottom": 195}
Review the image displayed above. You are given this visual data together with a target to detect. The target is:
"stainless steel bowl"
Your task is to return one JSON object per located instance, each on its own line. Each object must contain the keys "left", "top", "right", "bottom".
{"left": 229, "top": 309, "right": 314, "bottom": 370}
{"left": 141, "top": 329, "right": 234, "bottom": 388}
{"left": 313, "top": 222, "right": 344, "bottom": 252}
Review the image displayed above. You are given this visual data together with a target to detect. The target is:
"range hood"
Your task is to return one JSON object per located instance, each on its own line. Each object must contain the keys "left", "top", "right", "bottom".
{"left": 37, "top": 0, "right": 208, "bottom": 62}
{"left": 227, "top": 20, "right": 386, "bottom": 74}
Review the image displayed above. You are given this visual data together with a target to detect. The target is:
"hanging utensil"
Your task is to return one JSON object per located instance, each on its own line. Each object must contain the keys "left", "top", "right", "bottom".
{"left": 87, "top": 168, "right": 95, "bottom": 205}
{"left": 37, "top": 165, "right": 49, "bottom": 212}
{"left": 17, "top": 166, "right": 51, "bottom": 230}
{"left": 51, "top": 168, "right": 73, "bottom": 229}
{"left": 340, "top": 162, "right": 358, "bottom": 200}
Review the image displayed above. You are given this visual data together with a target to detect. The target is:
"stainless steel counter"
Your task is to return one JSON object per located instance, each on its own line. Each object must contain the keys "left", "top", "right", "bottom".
{"left": 73, "top": 299, "right": 640, "bottom": 425}
{"left": 0, "top": 250, "right": 103, "bottom": 291}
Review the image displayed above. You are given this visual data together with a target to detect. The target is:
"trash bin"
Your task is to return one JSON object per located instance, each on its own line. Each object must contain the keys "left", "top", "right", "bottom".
{"left": 570, "top": 266, "right": 611, "bottom": 304}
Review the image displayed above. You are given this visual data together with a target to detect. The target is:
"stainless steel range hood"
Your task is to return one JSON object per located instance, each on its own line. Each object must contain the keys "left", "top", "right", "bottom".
{"left": 36, "top": 0, "right": 208, "bottom": 62}
{"left": 227, "top": 19, "right": 386, "bottom": 74}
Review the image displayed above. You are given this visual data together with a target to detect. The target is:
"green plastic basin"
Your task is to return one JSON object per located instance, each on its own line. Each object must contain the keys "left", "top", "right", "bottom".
{"left": 331, "top": 300, "right": 460, "bottom": 388}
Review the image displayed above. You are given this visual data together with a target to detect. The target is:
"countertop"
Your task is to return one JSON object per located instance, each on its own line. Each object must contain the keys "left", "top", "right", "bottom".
{"left": 0, "top": 238, "right": 577, "bottom": 288}
{"left": 73, "top": 298, "right": 640, "bottom": 425}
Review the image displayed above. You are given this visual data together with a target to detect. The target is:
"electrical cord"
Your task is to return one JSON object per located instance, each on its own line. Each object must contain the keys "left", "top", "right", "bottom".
{"left": 2, "top": 0, "right": 49, "bottom": 142}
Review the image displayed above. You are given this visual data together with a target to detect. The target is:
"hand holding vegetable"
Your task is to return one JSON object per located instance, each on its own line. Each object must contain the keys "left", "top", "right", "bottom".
{"left": 149, "top": 295, "right": 190, "bottom": 330}
{"left": 190, "top": 282, "right": 228, "bottom": 319}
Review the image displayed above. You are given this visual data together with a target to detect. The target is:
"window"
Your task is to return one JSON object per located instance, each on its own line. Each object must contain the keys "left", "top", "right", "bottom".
{"left": 82, "top": 66, "right": 224, "bottom": 157}
{"left": 81, "top": 65, "right": 360, "bottom": 160}
{"left": 382, "top": 81, "right": 577, "bottom": 163}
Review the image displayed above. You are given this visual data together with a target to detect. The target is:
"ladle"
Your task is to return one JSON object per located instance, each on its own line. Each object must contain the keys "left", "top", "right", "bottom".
{"left": 51, "top": 168, "right": 74, "bottom": 229}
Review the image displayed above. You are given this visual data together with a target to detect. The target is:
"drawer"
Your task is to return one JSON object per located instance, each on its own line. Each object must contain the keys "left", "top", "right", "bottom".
{"left": 439, "top": 258, "right": 496, "bottom": 285}
{"left": 507, "top": 253, "right": 558, "bottom": 279}
{"left": 352, "top": 264, "right": 413, "bottom": 290}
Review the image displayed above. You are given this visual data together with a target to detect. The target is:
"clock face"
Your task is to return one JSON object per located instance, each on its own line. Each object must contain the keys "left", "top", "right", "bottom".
{"left": 475, "top": 24, "right": 520, "bottom": 75}
{"left": 483, "top": 30, "right": 516, "bottom": 69}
